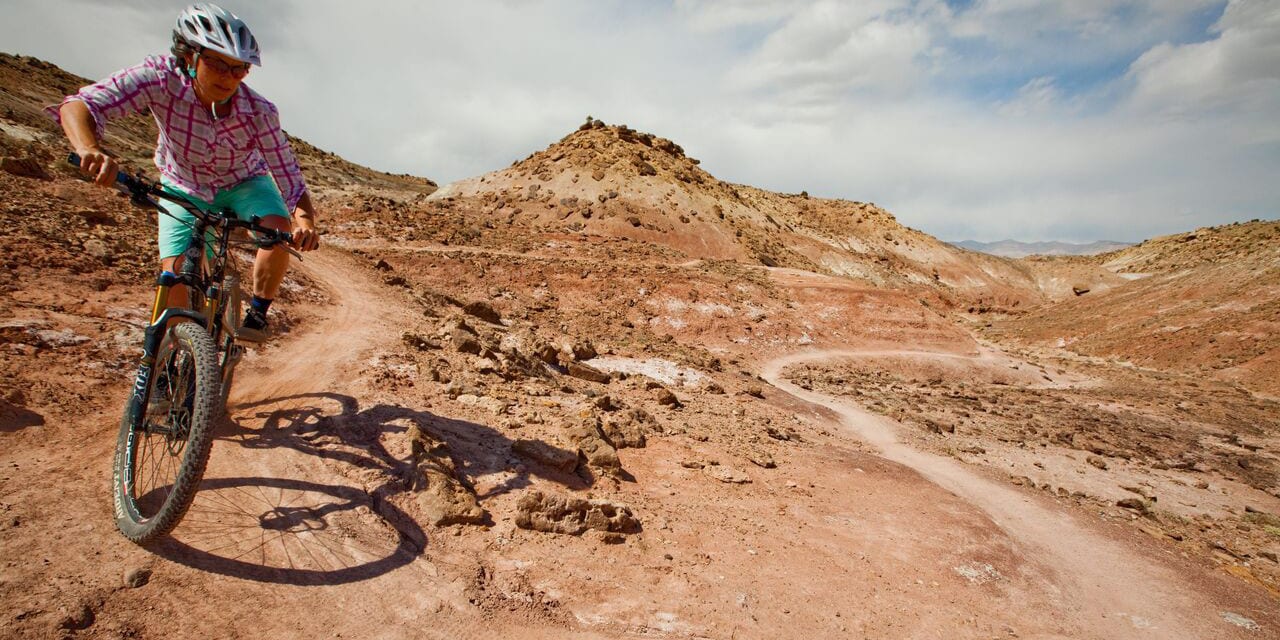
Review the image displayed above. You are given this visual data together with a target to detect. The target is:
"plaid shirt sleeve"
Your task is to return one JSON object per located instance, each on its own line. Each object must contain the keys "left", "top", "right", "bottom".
{"left": 46, "top": 57, "right": 163, "bottom": 139}
{"left": 253, "top": 101, "right": 308, "bottom": 211}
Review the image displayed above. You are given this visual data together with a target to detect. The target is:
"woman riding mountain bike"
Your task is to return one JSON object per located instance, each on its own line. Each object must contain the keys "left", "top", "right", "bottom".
{"left": 49, "top": 2, "right": 320, "bottom": 340}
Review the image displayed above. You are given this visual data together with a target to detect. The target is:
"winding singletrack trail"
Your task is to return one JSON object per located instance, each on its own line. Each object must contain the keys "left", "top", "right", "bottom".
{"left": 762, "top": 348, "right": 1276, "bottom": 640}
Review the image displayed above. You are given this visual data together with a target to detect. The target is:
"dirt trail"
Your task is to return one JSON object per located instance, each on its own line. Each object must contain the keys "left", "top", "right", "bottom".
{"left": 762, "top": 348, "right": 1271, "bottom": 639}
{"left": 8, "top": 245, "right": 1273, "bottom": 639}
{"left": 180, "top": 250, "right": 610, "bottom": 639}
{"left": 231, "top": 250, "right": 383, "bottom": 406}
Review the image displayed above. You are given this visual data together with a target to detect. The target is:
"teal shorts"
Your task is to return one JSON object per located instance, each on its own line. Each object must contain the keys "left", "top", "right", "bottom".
{"left": 157, "top": 175, "right": 290, "bottom": 259}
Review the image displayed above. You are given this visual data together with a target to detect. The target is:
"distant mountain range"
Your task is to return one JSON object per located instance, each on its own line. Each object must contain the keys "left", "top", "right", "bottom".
{"left": 950, "top": 239, "right": 1132, "bottom": 258}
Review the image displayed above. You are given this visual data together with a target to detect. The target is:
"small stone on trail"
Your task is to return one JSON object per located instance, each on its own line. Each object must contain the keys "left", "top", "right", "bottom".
{"left": 704, "top": 465, "right": 751, "bottom": 484}
{"left": 746, "top": 451, "right": 776, "bottom": 469}
{"left": 404, "top": 424, "right": 487, "bottom": 526}
{"left": 123, "top": 566, "right": 151, "bottom": 588}
{"left": 57, "top": 603, "right": 94, "bottom": 630}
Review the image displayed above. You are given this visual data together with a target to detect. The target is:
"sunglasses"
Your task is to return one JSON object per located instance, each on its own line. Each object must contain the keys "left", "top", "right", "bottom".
{"left": 200, "top": 52, "right": 251, "bottom": 79}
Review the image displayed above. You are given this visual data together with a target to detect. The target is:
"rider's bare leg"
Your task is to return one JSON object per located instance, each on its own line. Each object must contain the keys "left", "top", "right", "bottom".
{"left": 160, "top": 255, "right": 188, "bottom": 310}
{"left": 252, "top": 215, "right": 293, "bottom": 300}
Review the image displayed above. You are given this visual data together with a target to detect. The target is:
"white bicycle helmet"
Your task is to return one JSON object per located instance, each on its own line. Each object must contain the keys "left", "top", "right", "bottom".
{"left": 175, "top": 3, "right": 261, "bottom": 66}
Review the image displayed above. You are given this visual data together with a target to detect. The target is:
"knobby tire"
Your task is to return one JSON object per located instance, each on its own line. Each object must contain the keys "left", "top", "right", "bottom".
{"left": 111, "top": 322, "right": 221, "bottom": 543}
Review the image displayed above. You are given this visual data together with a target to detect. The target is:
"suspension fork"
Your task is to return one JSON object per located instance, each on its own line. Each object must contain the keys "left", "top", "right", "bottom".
{"left": 129, "top": 219, "right": 214, "bottom": 432}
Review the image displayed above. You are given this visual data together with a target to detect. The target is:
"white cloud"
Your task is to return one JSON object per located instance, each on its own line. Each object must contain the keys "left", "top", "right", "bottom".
{"left": 1123, "top": 0, "right": 1280, "bottom": 121}
{"left": 726, "top": 2, "right": 935, "bottom": 100}
{"left": 1, "top": 0, "right": 1275, "bottom": 243}
{"left": 998, "top": 76, "right": 1064, "bottom": 117}
{"left": 673, "top": 0, "right": 795, "bottom": 32}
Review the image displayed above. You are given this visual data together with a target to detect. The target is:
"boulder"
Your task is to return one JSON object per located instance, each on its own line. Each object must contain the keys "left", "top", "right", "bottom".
{"left": 654, "top": 388, "right": 680, "bottom": 407}
{"left": 463, "top": 300, "right": 502, "bottom": 324}
{"left": 514, "top": 490, "right": 638, "bottom": 535}
{"left": 600, "top": 412, "right": 647, "bottom": 449}
{"left": 451, "top": 321, "right": 482, "bottom": 354}
{"left": 565, "top": 360, "right": 610, "bottom": 384}
{"left": 403, "top": 424, "right": 487, "bottom": 526}
{"left": 0, "top": 156, "right": 49, "bottom": 180}
{"left": 512, "top": 438, "right": 578, "bottom": 474}
{"left": 1116, "top": 497, "right": 1152, "bottom": 514}
{"left": 564, "top": 416, "right": 621, "bottom": 476}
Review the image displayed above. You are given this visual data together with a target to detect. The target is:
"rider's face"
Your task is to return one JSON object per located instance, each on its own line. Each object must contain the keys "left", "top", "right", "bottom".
{"left": 193, "top": 50, "right": 248, "bottom": 103}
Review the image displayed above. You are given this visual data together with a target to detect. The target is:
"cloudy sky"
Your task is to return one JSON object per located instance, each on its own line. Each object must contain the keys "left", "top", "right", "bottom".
{"left": 3, "top": 0, "right": 1277, "bottom": 242}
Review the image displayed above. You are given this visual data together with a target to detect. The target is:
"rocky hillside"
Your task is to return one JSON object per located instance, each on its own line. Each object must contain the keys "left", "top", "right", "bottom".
{"left": 0, "top": 53, "right": 436, "bottom": 196}
{"left": 427, "top": 117, "right": 1116, "bottom": 313}
{"left": 991, "top": 219, "right": 1280, "bottom": 395}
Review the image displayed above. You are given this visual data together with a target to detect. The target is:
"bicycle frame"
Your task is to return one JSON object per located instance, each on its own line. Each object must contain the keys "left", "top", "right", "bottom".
{"left": 129, "top": 205, "right": 234, "bottom": 434}
{"left": 71, "top": 153, "right": 293, "bottom": 433}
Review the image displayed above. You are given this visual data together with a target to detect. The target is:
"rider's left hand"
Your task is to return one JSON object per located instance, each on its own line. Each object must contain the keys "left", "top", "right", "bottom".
{"left": 291, "top": 225, "right": 320, "bottom": 252}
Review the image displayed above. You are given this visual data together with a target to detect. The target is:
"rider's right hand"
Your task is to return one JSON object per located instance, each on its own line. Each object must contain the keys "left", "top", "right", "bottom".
{"left": 76, "top": 149, "right": 118, "bottom": 188}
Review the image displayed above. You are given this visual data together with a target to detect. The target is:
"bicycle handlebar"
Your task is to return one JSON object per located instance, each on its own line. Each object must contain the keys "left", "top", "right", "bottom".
{"left": 66, "top": 152, "right": 296, "bottom": 252}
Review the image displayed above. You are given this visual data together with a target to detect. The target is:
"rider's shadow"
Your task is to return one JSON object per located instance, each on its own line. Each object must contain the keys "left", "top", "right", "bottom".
{"left": 153, "top": 391, "right": 588, "bottom": 586}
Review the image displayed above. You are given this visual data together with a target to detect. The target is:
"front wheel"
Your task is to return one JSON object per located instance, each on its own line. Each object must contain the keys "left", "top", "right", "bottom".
{"left": 111, "top": 322, "right": 221, "bottom": 543}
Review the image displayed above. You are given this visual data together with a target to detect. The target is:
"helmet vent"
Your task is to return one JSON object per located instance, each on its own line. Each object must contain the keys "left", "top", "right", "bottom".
{"left": 218, "top": 19, "right": 234, "bottom": 45}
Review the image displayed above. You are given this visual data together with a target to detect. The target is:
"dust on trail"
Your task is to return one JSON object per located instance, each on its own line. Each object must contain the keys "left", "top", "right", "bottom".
{"left": 231, "top": 250, "right": 387, "bottom": 406}
{"left": 762, "top": 348, "right": 1269, "bottom": 640}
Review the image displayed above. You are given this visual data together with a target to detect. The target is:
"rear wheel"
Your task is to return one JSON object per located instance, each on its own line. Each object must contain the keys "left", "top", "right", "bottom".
{"left": 111, "top": 322, "right": 221, "bottom": 543}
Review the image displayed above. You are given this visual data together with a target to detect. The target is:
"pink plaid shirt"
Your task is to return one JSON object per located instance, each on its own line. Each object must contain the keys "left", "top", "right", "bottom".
{"left": 48, "top": 55, "right": 308, "bottom": 210}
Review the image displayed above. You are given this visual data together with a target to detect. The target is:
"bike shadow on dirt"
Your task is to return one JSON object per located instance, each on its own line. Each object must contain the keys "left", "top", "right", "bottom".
{"left": 151, "top": 391, "right": 590, "bottom": 586}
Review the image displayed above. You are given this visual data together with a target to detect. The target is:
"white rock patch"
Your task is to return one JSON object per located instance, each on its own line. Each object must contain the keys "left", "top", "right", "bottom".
{"left": 586, "top": 356, "right": 707, "bottom": 387}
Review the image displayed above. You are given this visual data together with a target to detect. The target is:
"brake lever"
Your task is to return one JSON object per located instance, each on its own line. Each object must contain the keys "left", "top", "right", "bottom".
{"left": 260, "top": 235, "right": 303, "bottom": 262}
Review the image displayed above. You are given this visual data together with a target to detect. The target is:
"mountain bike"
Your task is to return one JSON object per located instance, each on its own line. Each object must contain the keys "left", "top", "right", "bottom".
{"left": 68, "top": 154, "right": 299, "bottom": 543}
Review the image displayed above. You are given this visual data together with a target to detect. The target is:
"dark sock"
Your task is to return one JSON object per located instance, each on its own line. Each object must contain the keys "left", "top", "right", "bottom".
{"left": 250, "top": 296, "right": 274, "bottom": 315}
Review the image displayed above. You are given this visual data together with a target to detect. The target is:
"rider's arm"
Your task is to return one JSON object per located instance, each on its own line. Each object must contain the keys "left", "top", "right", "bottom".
{"left": 251, "top": 100, "right": 308, "bottom": 212}
{"left": 251, "top": 98, "right": 319, "bottom": 251}
{"left": 58, "top": 100, "right": 116, "bottom": 186}
{"left": 46, "top": 56, "right": 165, "bottom": 187}
{"left": 291, "top": 191, "right": 320, "bottom": 251}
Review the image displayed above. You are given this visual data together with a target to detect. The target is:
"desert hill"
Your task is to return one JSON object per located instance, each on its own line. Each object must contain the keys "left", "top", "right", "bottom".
{"left": 992, "top": 219, "right": 1280, "bottom": 395}
{"left": 2, "top": 54, "right": 1279, "bottom": 638}
{"left": 953, "top": 239, "right": 1132, "bottom": 258}
{"left": 428, "top": 117, "right": 1133, "bottom": 312}
{"left": 0, "top": 52, "right": 437, "bottom": 196}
